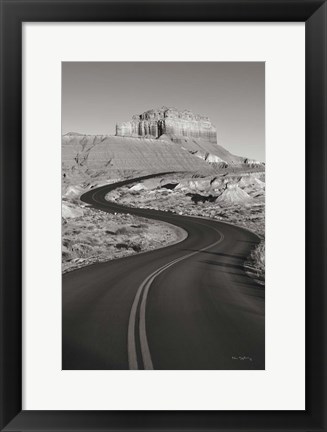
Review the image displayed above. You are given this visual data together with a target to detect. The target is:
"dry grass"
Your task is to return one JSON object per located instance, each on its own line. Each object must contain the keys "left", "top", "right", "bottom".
{"left": 244, "top": 241, "right": 265, "bottom": 284}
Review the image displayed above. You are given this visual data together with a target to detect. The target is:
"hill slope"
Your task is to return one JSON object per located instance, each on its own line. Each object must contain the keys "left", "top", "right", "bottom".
{"left": 159, "top": 135, "right": 248, "bottom": 165}
{"left": 62, "top": 134, "right": 215, "bottom": 185}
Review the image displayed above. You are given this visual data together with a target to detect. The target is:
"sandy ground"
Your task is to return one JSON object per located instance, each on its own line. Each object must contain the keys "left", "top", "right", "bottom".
{"left": 62, "top": 193, "right": 186, "bottom": 273}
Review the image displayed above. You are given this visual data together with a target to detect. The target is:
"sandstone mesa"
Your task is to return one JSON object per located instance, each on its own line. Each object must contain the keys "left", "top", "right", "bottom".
{"left": 115, "top": 106, "right": 217, "bottom": 143}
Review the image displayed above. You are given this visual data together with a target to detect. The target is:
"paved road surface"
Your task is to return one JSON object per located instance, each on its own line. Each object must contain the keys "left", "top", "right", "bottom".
{"left": 62, "top": 174, "right": 265, "bottom": 370}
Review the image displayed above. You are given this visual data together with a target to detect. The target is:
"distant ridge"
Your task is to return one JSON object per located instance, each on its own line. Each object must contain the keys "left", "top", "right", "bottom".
{"left": 64, "top": 132, "right": 85, "bottom": 136}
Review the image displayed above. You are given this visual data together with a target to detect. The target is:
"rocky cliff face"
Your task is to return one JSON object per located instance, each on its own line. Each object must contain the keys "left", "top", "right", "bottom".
{"left": 116, "top": 107, "right": 217, "bottom": 143}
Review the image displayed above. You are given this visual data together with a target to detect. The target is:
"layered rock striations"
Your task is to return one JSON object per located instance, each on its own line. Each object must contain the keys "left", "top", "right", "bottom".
{"left": 62, "top": 134, "right": 215, "bottom": 185}
{"left": 116, "top": 107, "right": 217, "bottom": 143}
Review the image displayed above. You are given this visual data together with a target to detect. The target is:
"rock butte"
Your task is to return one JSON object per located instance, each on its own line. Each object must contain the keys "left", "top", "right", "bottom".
{"left": 116, "top": 107, "right": 217, "bottom": 143}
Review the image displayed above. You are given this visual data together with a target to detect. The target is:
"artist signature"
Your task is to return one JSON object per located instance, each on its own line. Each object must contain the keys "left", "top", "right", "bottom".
{"left": 232, "top": 356, "right": 253, "bottom": 361}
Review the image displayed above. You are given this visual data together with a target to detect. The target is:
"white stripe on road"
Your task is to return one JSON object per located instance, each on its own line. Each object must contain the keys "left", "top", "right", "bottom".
{"left": 127, "top": 255, "right": 185, "bottom": 370}
{"left": 129, "top": 226, "right": 224, "bottom": 370}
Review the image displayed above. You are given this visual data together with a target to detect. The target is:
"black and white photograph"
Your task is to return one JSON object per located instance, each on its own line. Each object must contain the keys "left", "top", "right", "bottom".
{"left": 62, "top": 62, "right": 265, "bottom": 370}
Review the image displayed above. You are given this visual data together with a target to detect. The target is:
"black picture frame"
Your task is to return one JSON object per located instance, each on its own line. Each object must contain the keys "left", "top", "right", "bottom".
{"left": 0, "top": 0, "right": 326, "bottom": 431}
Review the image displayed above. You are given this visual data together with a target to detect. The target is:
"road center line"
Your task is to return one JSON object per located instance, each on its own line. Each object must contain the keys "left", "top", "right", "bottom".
{"left": 90, "top": 187, "right": 225, "bottom": 370}
{"left": 133, "top": 226, "right": 224, "bottom": 370}
{"left": 127, "top": 255, "right": 185, "bottom": 370}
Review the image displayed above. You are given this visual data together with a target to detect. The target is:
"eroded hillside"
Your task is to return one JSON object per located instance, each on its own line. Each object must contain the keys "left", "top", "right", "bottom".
{"left": 62, "top": 133, "right": 264, "bottom": 192}
{"left": 106, "top": 172, "right": 265, "bottom": 284}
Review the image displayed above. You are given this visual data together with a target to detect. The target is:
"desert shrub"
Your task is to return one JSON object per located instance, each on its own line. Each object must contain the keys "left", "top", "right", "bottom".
{"left": 115, "top": 243, "right": 129, "bottom": 249}
{"left": 131, "top": 244, "right": 142, "bottom": 252}
{"left": 62, "top": 239, "right": 71, "bottom": 248}
{"left": 72, "top": 243, "right": 93, "bottom": 256}
{"left": 249, "top": 241, "right": 265, "bottom": 281}
{"left": 115, "top": 227, "right": 129, "bottom": 235}
{"left": 84, "top": 235, "right": 101, "bottom": 245}
{"left": 62, "top": 250, "right": 72, "bottom": 261}
{"left": 69, "top": 197, "right": 80, "bottom": 205}
{"left": 252, "top": 242, "right": 265, "bottom": 268}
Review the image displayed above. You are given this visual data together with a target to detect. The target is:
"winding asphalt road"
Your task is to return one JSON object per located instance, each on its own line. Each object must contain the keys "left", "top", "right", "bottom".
{"left": 62, "top": 174, "right": 265, "bottom": 370}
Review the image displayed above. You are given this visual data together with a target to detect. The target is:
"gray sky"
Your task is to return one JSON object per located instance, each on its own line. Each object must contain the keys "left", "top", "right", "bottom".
{"left": 62, "top": 62, "right": 265, "bottom": 161}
